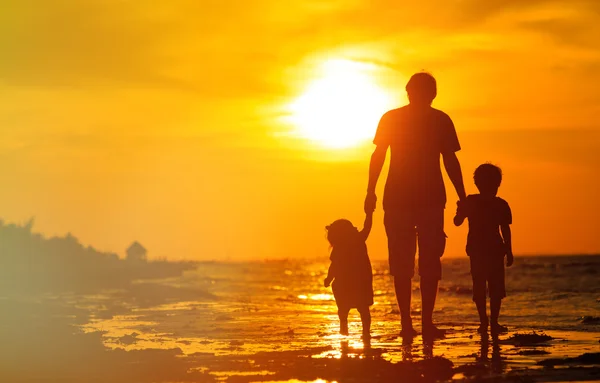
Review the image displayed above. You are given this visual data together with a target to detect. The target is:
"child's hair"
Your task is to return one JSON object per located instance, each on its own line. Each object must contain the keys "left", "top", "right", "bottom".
{"left": 325, "top": 219, "right": 356, "bottom": 247}
{"left": 474, "top": 163, "right": 503, "bottom": 192}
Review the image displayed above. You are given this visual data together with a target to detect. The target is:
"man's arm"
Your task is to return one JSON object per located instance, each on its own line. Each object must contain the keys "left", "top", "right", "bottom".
{"left": 501, "top": 224, "right": 513, "bottom": 267}
{"left": 365, "top": 145, "right": 387, "bottom": 213}
{"left": 442, "top": 151, "right": 467, "bottom": 202}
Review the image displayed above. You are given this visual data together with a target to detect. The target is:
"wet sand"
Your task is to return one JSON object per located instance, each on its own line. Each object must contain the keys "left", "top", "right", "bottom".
{"left": 75, "top": 294, "right": 600, "bottom": 382}
{"left": 2, "top": 297, "right": 599, "bottom": 382}
{"left": 1, "top": 231, "right": 598, "bottom": 383}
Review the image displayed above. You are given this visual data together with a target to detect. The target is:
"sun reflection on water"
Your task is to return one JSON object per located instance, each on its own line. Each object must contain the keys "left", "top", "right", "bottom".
{"left": 263, "top": 380, "right": 335, "bottom": 383}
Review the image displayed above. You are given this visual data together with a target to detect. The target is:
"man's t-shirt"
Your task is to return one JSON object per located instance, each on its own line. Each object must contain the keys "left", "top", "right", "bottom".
{"left": 461, "top": 194, "right": 512, "bottom": 256}
{"left": 373, "top": 105, "right": 461, "bottom": 210}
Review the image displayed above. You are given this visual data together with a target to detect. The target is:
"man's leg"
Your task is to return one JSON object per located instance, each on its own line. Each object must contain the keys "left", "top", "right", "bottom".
{"left": 384, "top": 210, "right": 417, "bottom": 336}
{"left": 394, "top": 276, "right": 415, "bottom": 335}
{"left": 420, "top": 276, "right": 438, "bottom": 329}
{"left": 417, "top": 207, "right": 446, "bottom": 339}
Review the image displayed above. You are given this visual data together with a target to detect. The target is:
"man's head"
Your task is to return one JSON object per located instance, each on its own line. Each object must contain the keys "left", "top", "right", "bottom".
{"left": 474, "top": 163, "right": 502, "bottom": 196}
{"left": 406, "top": 72, "right": 437, "bottom": 105}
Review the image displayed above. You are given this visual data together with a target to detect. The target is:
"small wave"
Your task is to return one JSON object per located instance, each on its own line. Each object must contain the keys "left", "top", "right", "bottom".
{"left": 440, "top": 286, "right": 472, "bottom": 295}
{"left": 517, "top": 349, "right": 550, "bottom": 356}
{"left": 561, "top": 261, "right": 600, "bottom": 268}
{"left": 580, "top": 316, "right": 600, "bottom": 324}
{"left": 518, "top": 263, "right": 547, "bottom": 270}
{"left": 551, "top": 293, "right": 574, "bottom": 300}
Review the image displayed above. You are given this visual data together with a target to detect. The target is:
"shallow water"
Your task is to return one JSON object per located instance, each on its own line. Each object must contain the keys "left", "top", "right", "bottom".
{"left": 77, "top": 255, "right": 600, "bottom": 381}
{"left": 2, "top": 255, "right": 599, "bottom": 382}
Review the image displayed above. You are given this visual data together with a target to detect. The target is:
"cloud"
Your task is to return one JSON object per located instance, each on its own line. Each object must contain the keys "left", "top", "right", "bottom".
{"left": 0, "top": 0, "right": 177, "bottom": 86}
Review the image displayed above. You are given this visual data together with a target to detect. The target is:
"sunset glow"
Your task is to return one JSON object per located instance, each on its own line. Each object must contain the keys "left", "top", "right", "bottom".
{"left": 1, "top": 0, "right": 598, "bottom": 262}
{"left": 289, "top": 59, "right": 395, "bottom": 148}
{"left": 3, "top": 2, "right": 600, "bottom": 383}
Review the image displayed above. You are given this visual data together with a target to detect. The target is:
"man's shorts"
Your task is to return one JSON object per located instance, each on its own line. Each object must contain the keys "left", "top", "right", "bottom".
{"left": 469, "top": 254, "right": 506, "bottom": 302}
{"left": 383, "top": 207, "right": 446, "bottom": 280}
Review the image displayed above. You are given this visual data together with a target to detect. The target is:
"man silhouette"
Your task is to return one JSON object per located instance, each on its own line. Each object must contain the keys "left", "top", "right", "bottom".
{"left": 364, "top": 72, "right": 466, "bottom": 339}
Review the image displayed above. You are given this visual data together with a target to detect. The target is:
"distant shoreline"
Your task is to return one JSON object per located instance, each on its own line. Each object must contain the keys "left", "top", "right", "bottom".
{"left": 213, "top": 253, "right": 600, "bottom": 264}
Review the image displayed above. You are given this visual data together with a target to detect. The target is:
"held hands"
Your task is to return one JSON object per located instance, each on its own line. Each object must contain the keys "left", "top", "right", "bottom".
{"left": 364, "top": 192, "right": 377, "bottom": 214}
{"left": 324, "top": 277, "right": 333, "bottom": 288}
{"left": 453, "top": 200, "right": 466, "bottom": 226}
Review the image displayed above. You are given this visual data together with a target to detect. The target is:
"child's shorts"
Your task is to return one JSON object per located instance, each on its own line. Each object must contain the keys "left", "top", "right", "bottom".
{"left": 469, "top": 254, "right": 506, "bottom": 302}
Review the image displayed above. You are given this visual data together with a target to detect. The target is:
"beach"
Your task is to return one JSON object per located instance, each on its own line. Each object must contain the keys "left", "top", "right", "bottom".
{"left": 1, "top": 247, "right": 598, "bottom": 382}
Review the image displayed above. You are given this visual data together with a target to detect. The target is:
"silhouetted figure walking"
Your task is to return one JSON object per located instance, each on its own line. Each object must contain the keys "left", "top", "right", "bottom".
{"left": 324, "top": 212, "right": 374, "bottom": 340}
{"left": 454, "top": 163, "right": 514, "bottom": 335}
{"left": 365, "top": 72, "right": 467, "bottom": 339}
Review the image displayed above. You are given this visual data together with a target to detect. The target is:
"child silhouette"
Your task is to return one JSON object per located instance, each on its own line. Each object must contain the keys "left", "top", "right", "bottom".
{"left": 324, "top": 211, "right": 374, "bottom": 339}
{"left": 454, "top": 163, "right": 513, "bottom": 335}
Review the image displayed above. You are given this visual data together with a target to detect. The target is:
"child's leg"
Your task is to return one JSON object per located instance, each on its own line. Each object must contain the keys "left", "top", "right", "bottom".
{"left": 470, "top": 257, "right": 488, "bottom": 332}
{"left": 490, "top": 297, "right": 501, "bottom": 326}
{"left": 357, "top": 306, "right": 371, "bottom": 338}
{"left": 472, "top": 279, "right": 488, "bottom": 332}
{"left": 490, "top": 298, "right": 508, "bottom": 334}
{"left": 338, "top": 306, "right": 350, "bottom": 335}
{"left": 489, "top": 256, "right": 507, "bottom": 333}
{"left": 475, "top": 298, "right": 488, "bottom": 331}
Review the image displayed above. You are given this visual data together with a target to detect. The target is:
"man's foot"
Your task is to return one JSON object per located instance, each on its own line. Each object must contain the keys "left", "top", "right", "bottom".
{"left": 422, "top": 325, "right": 446, "bottom": 340}
{"left": 491, "top": 323, "right": 508, "bottom": 335}
{"left": 400, "top": 327, "right": 418, "bottom": 338}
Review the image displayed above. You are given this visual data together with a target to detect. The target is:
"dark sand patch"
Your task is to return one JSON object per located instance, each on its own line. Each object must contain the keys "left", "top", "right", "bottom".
{"left": 538, "top": 352, "right": 600, "bottom": 367}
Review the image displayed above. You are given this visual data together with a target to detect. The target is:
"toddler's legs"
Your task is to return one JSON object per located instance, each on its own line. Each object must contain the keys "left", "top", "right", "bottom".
{"left": 357, "top": 306, "right": 371, "bottom": 338}
{"left": 338, "top": 306, "right": 350, "bottom": 335}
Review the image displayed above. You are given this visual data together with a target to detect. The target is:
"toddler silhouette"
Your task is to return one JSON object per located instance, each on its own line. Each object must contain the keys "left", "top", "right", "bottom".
{"left": 324, "top": 211, "right": 374, "bottom": 339}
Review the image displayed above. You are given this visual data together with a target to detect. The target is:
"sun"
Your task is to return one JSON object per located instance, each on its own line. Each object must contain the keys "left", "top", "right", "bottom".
{"left": 288, "top": 59, "right": 396, "bottom": 149}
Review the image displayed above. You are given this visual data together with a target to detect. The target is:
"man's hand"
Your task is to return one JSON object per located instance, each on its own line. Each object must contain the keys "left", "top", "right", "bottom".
{"left": 324, "top": 277, "right": 333, "bottom": 288}
{"left": 453, "top": 200, "right": 466, "bottom": 226}
{"left": 364, "top": 192, "right": 377, "bottom": 214}
{"left": 506, "top": 251, "right": 514, "bottom": 267}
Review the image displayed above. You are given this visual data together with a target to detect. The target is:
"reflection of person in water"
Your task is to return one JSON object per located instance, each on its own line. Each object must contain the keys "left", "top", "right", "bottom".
{"left": 401, "top": 337, "right": 414, "bottom": 361}
{"left": 478, "top": 334, "right": 504, "bottom": 373}
{"left": 324, "top": 211, "right": 374, "bottom": 340}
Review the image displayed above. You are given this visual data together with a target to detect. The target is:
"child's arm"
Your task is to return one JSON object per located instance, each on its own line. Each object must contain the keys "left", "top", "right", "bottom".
{"left": 324, "top": 263, "right": 335, "bottom": 287}
{"left": 501, "top": 224, "right": 513, "bottom": 267}
{"left": 360, "top": 211, "right": 374, "bottom": 240}
{"left": 453, "top": 200, "right": 466, "bottom": 226}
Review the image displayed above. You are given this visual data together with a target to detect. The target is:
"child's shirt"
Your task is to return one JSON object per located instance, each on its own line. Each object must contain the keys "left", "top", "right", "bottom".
{"left": 461, "top": 194, "right": 512, "bottom": 257}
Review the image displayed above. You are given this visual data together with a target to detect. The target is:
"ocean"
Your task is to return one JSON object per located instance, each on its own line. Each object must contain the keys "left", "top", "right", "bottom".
{"left": 3, "top": 223, "right": 599, "bottom": 382}
{"left": 77, "top": 254, "right": 600, "bottom": 382}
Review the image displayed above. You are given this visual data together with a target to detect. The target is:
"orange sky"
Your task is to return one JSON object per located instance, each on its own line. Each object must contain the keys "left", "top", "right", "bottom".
{"left": 1, "top": 0, "right": 599, "bottom": 260}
